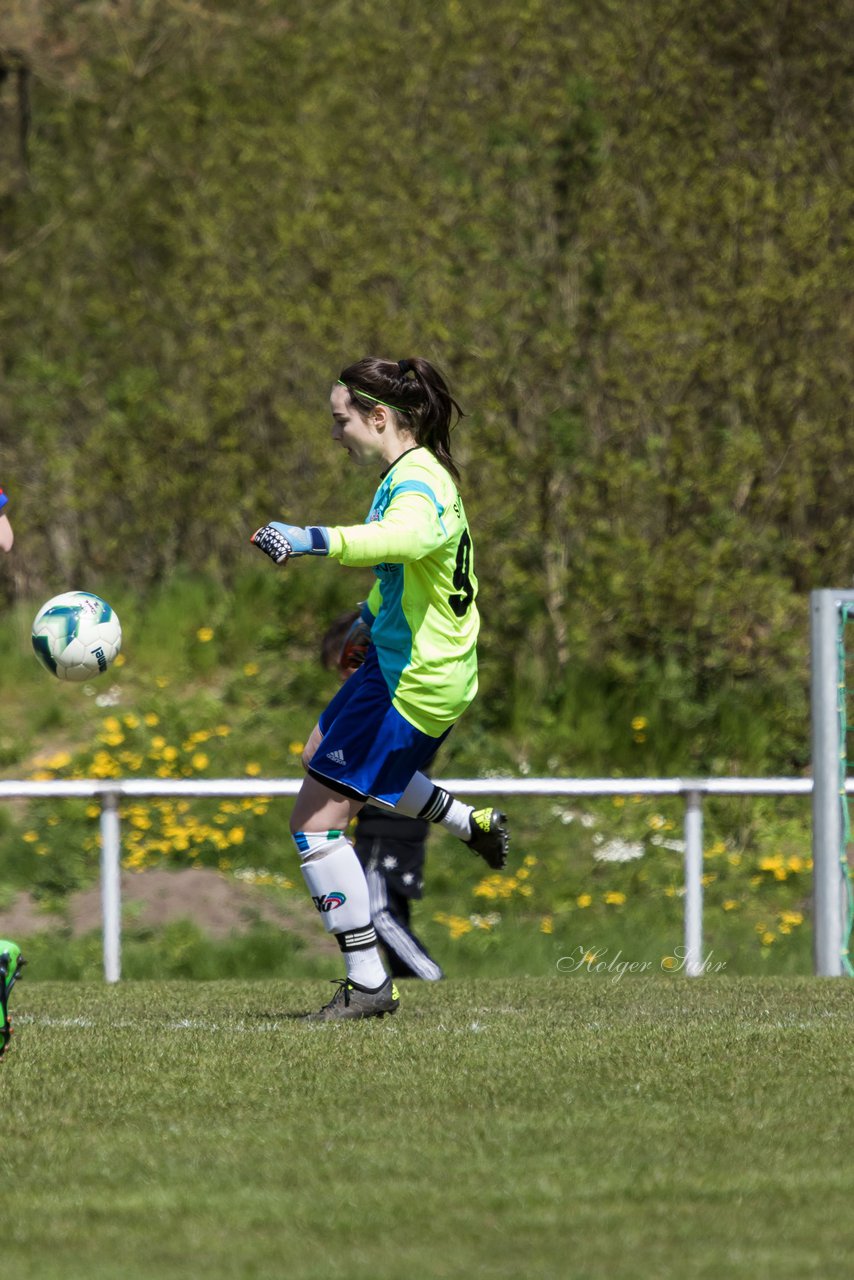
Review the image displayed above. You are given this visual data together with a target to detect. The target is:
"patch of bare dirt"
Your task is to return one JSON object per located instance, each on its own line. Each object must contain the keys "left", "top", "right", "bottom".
{"left": 0, "top": 867, "right": 329, "bottom": 953}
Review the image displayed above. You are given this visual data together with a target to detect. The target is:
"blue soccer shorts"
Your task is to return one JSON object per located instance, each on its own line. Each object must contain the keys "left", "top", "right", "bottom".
{"left": 307, "top": 648, "right": 451, "bottom": 806}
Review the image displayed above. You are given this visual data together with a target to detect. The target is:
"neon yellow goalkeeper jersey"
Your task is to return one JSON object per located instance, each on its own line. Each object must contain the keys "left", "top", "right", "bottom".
{"left": 325, "top": 447, "right": 479, "bottom": 737}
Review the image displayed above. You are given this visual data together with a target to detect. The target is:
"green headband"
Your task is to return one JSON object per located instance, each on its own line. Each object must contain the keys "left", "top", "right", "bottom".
{"left": 337, "top": 380, "right": 410, "bottom": 415}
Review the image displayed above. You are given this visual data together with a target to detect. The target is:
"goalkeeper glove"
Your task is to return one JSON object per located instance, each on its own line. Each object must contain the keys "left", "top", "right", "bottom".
{"left": 251, "top": 522, "right": 330, "bottom": 564}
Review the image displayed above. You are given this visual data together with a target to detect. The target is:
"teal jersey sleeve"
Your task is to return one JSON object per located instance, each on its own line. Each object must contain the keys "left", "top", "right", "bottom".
{"left": 327, "top": 449, "right": 479, "bottom": 736}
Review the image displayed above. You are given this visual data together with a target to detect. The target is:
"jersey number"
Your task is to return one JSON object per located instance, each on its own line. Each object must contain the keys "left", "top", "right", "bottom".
{"left": 449, "top": 529, "right": 474, "bottom": 618}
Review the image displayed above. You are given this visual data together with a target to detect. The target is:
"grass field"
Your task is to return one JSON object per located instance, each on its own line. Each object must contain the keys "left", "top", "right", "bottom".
{"left": 3, "top": 976, "right": 853, "bottom": 1279}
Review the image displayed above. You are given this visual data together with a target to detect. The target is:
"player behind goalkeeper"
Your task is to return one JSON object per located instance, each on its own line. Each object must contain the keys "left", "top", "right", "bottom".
{"left": 252, "top": 356, "right": 509, "bottom": 1020}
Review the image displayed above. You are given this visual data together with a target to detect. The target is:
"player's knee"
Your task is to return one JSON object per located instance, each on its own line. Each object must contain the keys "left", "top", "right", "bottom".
{"left": 301, "top": 723, "right": 323, "bottom": 771}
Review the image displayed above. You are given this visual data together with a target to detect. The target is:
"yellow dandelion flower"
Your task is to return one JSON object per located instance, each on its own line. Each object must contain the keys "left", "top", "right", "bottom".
{"left": 191, "top": 753, "right": 209, "bottom": 771}
{"left": 723, "top": 899, "right": 740, "bottom": 911}
{"left": 196, "top": 627, "right": 214, "bottom": 643}
{"left": 162, "top": 746, "right": 178, "bottom": 763}
{"left": 288, "top": 742, "right": 305, "bottom": 756}
{"left": 91, "top": 753, "right": 121, "bottom": 779}
{"left": 605, "top": 891, "right": 627, "bottom": 905}
{"left": 576, "top": 893, "right": 592, "bottom": 908}
{"left": 215, "top": 725, "right": 231, "bottom": 737}
{"left": 228, "top": 827, "right": 245, "bottom": 844}
{"left": 144, "top": 713, "right": 159, "bottom": 727}
{"left": 540, "top": 917, "right": 554, "bottom": 934}
{"left": 113, "top": 653, "right": 126, "bottom": 667}
{"left": 123, "top": 714, "right": 140, "bottom": 730}
{"left": 23, "top": 831, "right": 39, "bottom": 843}
{"left": 612, "top": 796, "right": 625, "bottom": 808}
{"left": 245, "top": 762, "right": 262, "bottom": 777}
{"left": 155, "top": 676, "right": 170, "bottom": 689}
{"left": 523, "top": 855, "right": 537, "bottom": 867}
{"left": 631, "top": 716, "right": 648, "bottom": 732}
{"left": 761, "top": 932, "right": 776, "bottom": 946}
{"left": 243, "top": 662, "right": 259, "bottom": 677}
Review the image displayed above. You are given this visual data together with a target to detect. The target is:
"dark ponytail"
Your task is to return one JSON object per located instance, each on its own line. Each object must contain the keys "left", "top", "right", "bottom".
{"left": 337, "top": 355, "right": 464, "bottom": 483}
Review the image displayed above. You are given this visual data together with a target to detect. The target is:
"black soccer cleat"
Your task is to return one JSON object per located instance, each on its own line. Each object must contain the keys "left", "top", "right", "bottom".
{"left": 303, "top": 976, "right": 400, "bottom": 1022}
{"left": 467, "top": 807, "right": 510, "bottom": 870}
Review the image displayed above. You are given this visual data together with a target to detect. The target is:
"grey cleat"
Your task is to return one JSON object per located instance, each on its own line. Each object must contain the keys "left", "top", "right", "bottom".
{"left": 304, "top": 976, "right": 400, "bottom": 1022}
{"left": 467, "top": 807, "right": 510, "bottom": 870}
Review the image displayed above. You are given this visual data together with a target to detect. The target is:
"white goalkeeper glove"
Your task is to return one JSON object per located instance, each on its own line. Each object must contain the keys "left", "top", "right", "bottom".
{"left": 251, "top": 522, "right": 330, "bottom": 564}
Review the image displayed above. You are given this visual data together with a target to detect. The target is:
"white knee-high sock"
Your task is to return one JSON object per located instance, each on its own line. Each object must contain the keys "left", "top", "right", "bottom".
{"left": 294, "top": 830, "right": 387, "bottom": 988}
{"left": 393, "top": 773, "right": 474, "bottom": 842}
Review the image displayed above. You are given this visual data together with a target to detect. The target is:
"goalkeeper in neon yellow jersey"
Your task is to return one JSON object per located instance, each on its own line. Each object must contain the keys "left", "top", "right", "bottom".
{"left": 252, "top": 355, "right": 509, "bottom": 1020}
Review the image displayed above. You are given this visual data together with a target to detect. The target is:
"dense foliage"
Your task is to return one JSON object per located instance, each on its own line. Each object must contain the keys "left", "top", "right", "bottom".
{"left": 2, "top": 0, "right": 853, "bottom": 772}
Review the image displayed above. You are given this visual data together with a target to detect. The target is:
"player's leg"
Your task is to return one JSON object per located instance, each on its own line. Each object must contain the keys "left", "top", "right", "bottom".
{"left": 290, "top": 775, "right": 399, "bottom": 1020}
{"left": 358, "top": 836, "right": 443, "bottom": 981}
{"left": 294, "top": 653, "right": 414, "bottom": 1019}
{"left": 391, "top": 772, "right": 510, "bottom": 870}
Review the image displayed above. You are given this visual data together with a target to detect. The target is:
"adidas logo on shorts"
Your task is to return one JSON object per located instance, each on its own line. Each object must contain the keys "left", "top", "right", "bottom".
{"left": 326, "top": 749, "right": 346, "bottom": 766}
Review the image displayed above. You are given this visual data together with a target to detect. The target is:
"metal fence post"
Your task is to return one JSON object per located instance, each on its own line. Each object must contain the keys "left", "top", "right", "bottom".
{"left": 810, "top": 590, "right": 854, "bottom": 977}
{"left": 683, "top": 789, "right": 704, "bottom": 977}
{"left": 99, "top": 790, "right": 122, "bottom": 983}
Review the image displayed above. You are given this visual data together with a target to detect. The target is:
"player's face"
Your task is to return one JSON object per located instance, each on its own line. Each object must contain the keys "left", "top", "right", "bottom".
{"left": 329, "top": 384, "right": 385, "bottom": 466}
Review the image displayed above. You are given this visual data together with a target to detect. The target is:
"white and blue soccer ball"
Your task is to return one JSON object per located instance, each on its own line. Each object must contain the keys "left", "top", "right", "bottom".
{"left": 31, "top": 592, "right": 122, "bottom": 682}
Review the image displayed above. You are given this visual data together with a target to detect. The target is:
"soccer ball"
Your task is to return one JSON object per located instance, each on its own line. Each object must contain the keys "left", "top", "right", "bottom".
{"left": 31, "top": 592, "right": 122, "bottom": 682}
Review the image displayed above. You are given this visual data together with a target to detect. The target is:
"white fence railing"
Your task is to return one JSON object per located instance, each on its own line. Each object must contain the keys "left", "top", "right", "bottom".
{"left": 0, "top": 775, "right": 838, "bottom": 981}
